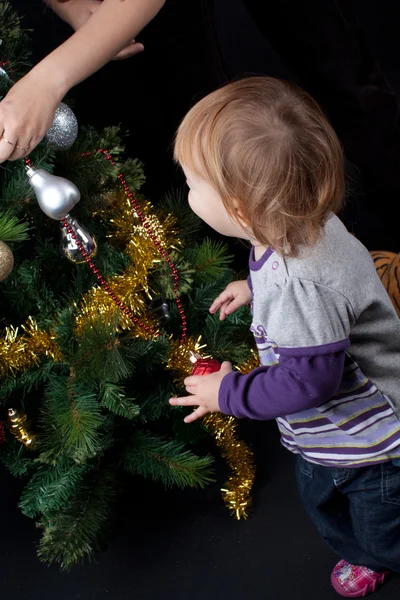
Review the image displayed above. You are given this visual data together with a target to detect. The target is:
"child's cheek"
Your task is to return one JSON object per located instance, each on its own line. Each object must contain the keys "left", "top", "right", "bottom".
{"left": 188, "top": 192, "right": 201, "bottom": 219}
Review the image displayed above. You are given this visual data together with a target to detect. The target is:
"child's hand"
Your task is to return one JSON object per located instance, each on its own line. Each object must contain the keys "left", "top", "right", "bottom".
{"left": 61, "top": 0, "right": 144, "bottom": 60}
{"left": 169, "top": 361, "right": 232, "bottom": 423}
{"left": 209, "top": 279, "right": 252, "bottom": 320}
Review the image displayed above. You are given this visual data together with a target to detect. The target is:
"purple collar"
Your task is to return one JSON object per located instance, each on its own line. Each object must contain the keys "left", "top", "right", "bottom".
{"left": 249, "top": 246, "right": 274, "bottom": 271}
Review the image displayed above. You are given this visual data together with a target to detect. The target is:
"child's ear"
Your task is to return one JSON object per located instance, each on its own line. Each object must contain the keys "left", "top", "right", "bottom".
{"left": 232, "top": 200, "right": 249, "bottom": 228}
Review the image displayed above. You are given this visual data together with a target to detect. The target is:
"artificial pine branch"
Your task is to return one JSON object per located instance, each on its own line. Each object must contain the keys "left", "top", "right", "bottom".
{"left": 184, "top": 272, "right": 234, "bottom": 326}
{"left": 72, "top": 315, "right": 136, "bottom": 382}
{"left": 2, "top": 259, "right": 60, "bottom": 317}
{"left": 0, "top": 2, "right": 255, "bottom": 567}
{"left": 19, "top": 458, "right": 90, "bottom": 518}
{"left": 99, "top": 382, "right": 140, "bottom": 420}
{"left": 203, "top": 312, "right": 253, "bottom": 365}
{"left": 0, "top": 361, "right": 59, "bottom": 402}
{"left": 154, "top": 251, "right": 194, "bottom": 299}
{"left": 0, "top": 441, "right": 32, "bottom": 477}
{"left": 0, "top": 1, "right": 31, "bottom": 81}
{"left": 124, "top": 431, "right": 215, "bottom": 489}
{"left": 0, "top": 210, "right": 29, "bottom": 241}
{"left": 136, "top": 379, "right": 176, "bottom": 422}
{"left": 39, "top": 374, "right": 105, "bottom": 464}
{"left": 184, "top": 239, "right": 233, "bottom": 284}
{"left": 37, "top": 468, "right": 117, "bottom": 570}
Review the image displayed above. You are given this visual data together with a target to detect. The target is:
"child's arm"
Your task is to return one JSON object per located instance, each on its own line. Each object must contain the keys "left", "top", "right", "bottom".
{"left": 0, "top": 0, "right": 165, "bottom": 163}
{"left": 169, "top": 349, "right": 347, "bottom": 422}
{"left": 217, "top": 349, "right": 347, "bottom": 419}
{"left": 171, "top": 278, "right": 354, "bottom": 422}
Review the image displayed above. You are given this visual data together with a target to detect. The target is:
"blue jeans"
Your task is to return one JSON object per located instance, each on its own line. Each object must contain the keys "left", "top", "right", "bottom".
{"left": 296, "top": 456, "right": 400, "bottom": 572}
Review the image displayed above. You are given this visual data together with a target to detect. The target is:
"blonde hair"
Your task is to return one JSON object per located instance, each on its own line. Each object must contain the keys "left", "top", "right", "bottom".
{"left": 174, "top": 76, "right": 345, "bottom": 257}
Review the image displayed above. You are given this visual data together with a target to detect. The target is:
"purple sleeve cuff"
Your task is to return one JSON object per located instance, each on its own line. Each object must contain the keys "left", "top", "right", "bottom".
{"left": 219, "top": 345, "right": 348, "bottom": 420}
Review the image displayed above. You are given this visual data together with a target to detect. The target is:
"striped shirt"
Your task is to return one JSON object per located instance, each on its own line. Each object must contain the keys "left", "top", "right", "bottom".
{"left": 219, "top": 215, "right": 400, "bottom": 467}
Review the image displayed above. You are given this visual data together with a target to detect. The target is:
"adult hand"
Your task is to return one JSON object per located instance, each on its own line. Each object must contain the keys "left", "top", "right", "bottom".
{"left": 0, "top": 72, "right": 62, "bottom": 163}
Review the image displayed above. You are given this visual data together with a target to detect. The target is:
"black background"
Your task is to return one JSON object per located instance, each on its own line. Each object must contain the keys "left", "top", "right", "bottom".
{"left": 2, "top": 2, "right": 400, "bottom": 598}
{"left": 12, "top": 0, "right": 400, "bottom": 252}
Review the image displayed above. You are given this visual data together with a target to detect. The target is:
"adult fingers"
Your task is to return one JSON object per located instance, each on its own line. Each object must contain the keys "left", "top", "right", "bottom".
{"left": 114, "top": 41, "right": 144, "bottom": 60}
{"left": 0, "top": 130, "right": 17, "bottom": 163}
{"left": 7, "top": 137, "right": 32, "bottom": 161}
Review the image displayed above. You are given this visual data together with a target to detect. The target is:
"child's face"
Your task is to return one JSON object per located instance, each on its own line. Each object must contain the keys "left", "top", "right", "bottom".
{"left": 182, "top": 166, "right": 251, "bottom": 240}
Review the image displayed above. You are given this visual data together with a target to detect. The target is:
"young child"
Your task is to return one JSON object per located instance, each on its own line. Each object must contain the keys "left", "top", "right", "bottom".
{"left": 169, "top": 76, "right": 400, "bottom": 597}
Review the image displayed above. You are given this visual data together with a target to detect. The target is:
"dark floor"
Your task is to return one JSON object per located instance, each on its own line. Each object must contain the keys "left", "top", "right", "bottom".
{"left": 1, "top": 420, "right": 399, "bottom": 600}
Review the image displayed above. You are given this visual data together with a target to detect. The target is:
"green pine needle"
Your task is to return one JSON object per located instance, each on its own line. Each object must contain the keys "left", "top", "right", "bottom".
{"left": 99, "top": 382, "right": 140, "bottom": 420}
{"left": 0, "top": 1, "right": 32, "bottom": 79}
{"left": 37, "top": 468, "right": 116, "bottom": 570}
{"left": 136, "top": 380, "right": 175, "bottom": 422}
{"left": 124, "top": 431, "right": 215, "bottom": 489}
{"left": 0, "top": 442, "right": 32, "bottom": 478}
{"left": 154, "top": 251, "right": 194, "bottom": 299}
{"left": 203, "top": 312, "right": 253, "bottom": 364}
{"left": 0, "top": 210, "right": 29, "bottom": 242}
{"left": 39, "top": 375, "right": 105, "bottom": 463}
{"left": 184, "top": 239, "right": 233, "bottom": 284}
{"left": 73, "top": 314, "right": 136, "bottom": 382}
{"left": 19, "top": 458, "right": 90, "bottom": 518}
{"left": 0, "top": 7, "right": 254, "bottom": 568}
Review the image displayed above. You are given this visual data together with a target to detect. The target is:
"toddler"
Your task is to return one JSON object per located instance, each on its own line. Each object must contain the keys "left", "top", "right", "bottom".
{"left": 170, "top": 76, "right": 400, "bottom": 597}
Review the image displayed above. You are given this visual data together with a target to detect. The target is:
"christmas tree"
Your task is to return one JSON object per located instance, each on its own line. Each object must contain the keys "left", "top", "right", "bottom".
{"left": 0, "top": 2, "right": 255, "bottom": 570}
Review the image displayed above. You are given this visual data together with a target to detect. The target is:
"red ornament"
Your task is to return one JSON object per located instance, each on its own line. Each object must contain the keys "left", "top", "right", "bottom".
{"left": 190, "top": 352, "right": 221, "bottom": 376}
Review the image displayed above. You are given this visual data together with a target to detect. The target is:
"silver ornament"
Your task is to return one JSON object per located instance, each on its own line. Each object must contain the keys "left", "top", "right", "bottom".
{"left": 46, "top": 102, "right": 78, "bottom": 150}
{"left": 26, "top": 166, "right": 81, "bottom": 220}
{"left": 0, "top": 66, "right": 10, "bottom": 81}
{"left": 60, "top": 217, "right": 97, "bottom": 263}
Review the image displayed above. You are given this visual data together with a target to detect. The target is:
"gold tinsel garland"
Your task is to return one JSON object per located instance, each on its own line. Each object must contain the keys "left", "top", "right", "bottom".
{"left": 0, "top": 172, "right": 256, "bottom": 519}
{"left": 167, "top": 337, "right": 257, "bottom": 519}
{"left": 75, "top": 194, "right": 180, "bottom": 338}
{"left": 167, "top": 336, "right": 206, "bottom": 382}
{"left": 235, "top": 349, "right": 261, "bottom": 374}
{"left": 0, "top": 317, "right": 63, "bottom": 377}
{"left": 203, "top": 413, "right": 255, "bottom": 519}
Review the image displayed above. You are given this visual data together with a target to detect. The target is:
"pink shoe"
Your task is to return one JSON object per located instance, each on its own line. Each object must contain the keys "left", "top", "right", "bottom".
{"left": 331, "top": 560, "right": 390, "bottom": 597}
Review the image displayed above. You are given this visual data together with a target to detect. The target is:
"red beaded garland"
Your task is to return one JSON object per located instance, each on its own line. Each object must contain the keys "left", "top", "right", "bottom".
{"left": 51, "top": 149, "right": 187, "bottom": 341}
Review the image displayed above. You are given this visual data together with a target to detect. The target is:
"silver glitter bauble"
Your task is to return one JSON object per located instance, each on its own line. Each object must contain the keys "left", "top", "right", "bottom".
{"left": 46, "top": 102, "right": 78, "bottom": 150}
{"left": 0, "top": 66, "right": 11, "bottom": 81}
{"left": 60, "top": 217, "right": 97, "bottom": 263}
{"left": 26, "top": 166, "right": 81, "bottom": 220}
